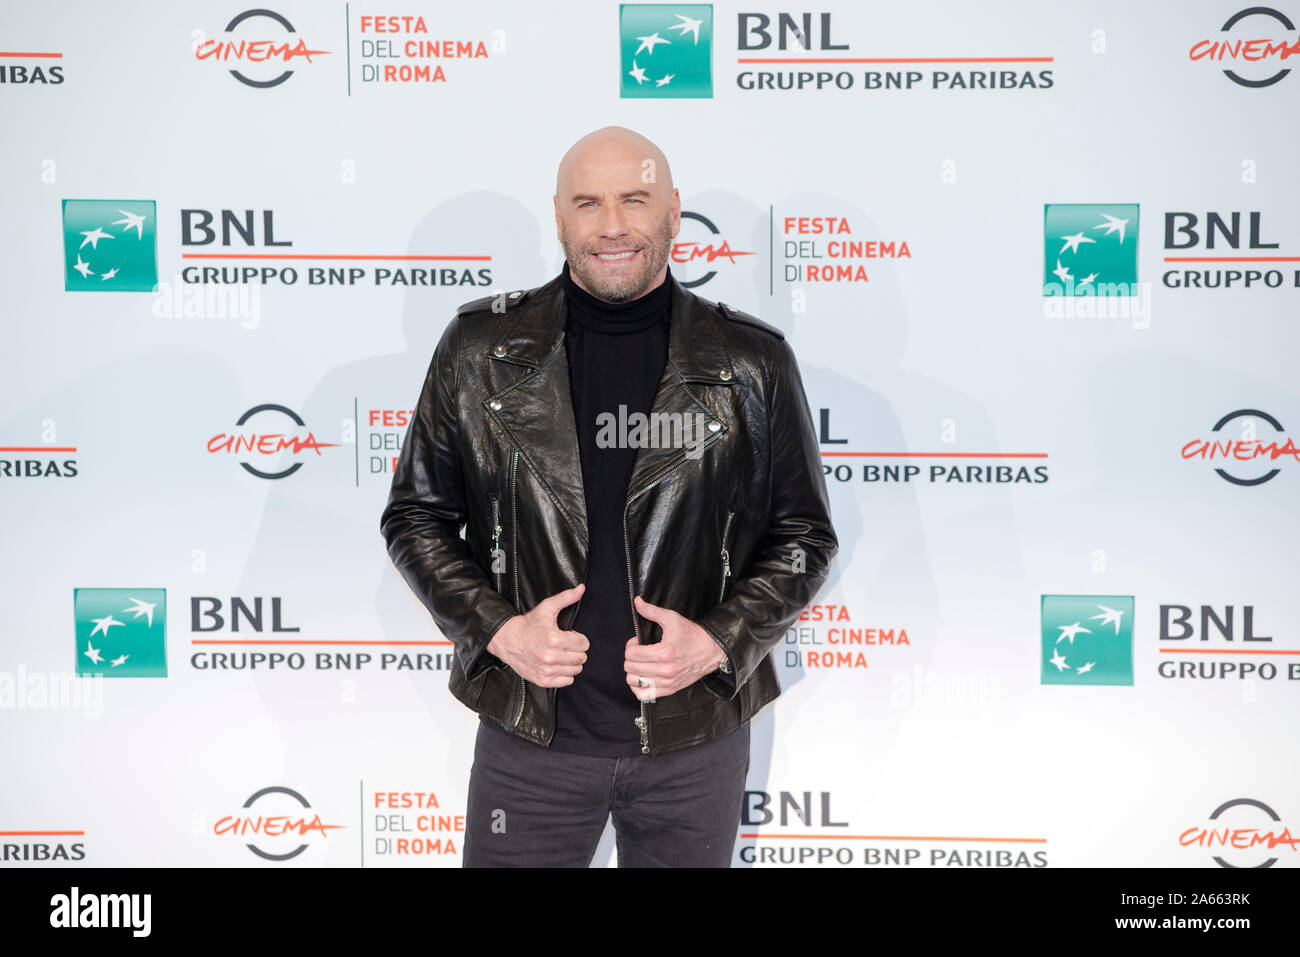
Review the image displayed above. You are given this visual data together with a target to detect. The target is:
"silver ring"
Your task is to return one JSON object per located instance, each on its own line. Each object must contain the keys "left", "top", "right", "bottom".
{"left": 637, "top": 676, "right": 648, "bottom": 688}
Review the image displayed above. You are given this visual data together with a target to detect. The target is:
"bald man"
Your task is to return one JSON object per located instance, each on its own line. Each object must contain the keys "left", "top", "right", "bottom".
{"left": 381, "top": 126, "right": 838, "bottom": 867}
{"left": 552, "top": 126, "right": 678, "bottom": 301}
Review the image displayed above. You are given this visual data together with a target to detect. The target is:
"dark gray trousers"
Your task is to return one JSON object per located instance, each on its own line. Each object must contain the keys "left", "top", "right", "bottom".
{"left": 463, "top": 719, "right": 750, "bottom": 867}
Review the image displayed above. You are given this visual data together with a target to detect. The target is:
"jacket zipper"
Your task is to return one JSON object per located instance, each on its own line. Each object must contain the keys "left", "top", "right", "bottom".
{"left": 509, "top": 450, "right": 527, "bottom": 728}
{"left": 490, "top": 493, "right": 503, "bottom": 593}
{"left": 624, "top": 448, "right": 715, "bottom": 755}
{"left": 718, "top": 510, "right": 735, "bottom": 603}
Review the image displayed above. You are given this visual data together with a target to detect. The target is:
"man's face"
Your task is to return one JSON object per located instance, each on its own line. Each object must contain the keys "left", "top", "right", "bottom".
{"left": 555, "top": 152, "right": 680, "bottom": 303}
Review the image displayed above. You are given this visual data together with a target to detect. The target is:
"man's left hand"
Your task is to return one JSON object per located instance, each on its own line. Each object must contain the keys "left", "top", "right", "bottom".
{"left": 624, "top": 594, "right": 724, "bottom": 702}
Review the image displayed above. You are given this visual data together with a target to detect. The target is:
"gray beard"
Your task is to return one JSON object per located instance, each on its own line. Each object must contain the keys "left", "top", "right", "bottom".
{"left": 562, "top": 218, "right": 673, "bottom": 302}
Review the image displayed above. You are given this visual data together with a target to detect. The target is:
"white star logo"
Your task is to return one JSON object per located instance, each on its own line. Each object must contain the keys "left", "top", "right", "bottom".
{"left": 1058, "top": 231, "right": 1096, "bottom": 256}
{"left": 1056, "top": 622, "right": 1091, "bottom": 645}
{"left": 100, "top": 267, "right": 119, "bottom": 281}
{"left": 1075, "top": 661, "right": 1096, "bottom": 675}
{"left": 1049, "top": 650, "right": 1069, "bottom": 672}
{"left": 112, "top": 209, "right": 147, "bottom": 239}
{"left": 1052, "top": 259, "right": 1072, "bottom": 283}
{"left": 89, "top": 614, "right": 124, "bottom": 638}
{"left": 627, "top": 59, "right": 648, "bottom": 84}
{"left": 79, "top": 227, "right": 115, "bottom": 250}
{"left": 83, "top": 641, "right": 104, "bottom": 665}
{"left": 110, "top": 653, "right": 130, "bottom": 667}
{"left": 1091, "top": 213, "right": 1128, "bottom": 243}
{"left": 635, "top": 32, "right": 670, "bottom": 56}
{"left": 73, "top": 256, "right": 94, "bottom": 279}
{"left": 123, "top": 597, "right": 157, "bottom": 627}
{"left": 1077, "top": 272, "right": 1098, "bottom": 287}
{"left": 655, "top": 73, "right": 675, "bottom": 87}
{"left": 1090, "top": 604, "right": 1124, "bottom": 634}
{"left": 670, "top": 13, "right": 703, "bottom": 44}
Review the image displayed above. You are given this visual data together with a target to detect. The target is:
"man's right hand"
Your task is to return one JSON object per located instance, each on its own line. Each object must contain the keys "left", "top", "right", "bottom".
{"left": 486, "top": 583, "right": 589, "bottom": 687}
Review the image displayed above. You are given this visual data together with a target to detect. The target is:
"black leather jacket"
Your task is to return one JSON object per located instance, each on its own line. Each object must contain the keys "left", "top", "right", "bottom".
{"left": 380, "top": 271, "right": 838, "bottom": 756}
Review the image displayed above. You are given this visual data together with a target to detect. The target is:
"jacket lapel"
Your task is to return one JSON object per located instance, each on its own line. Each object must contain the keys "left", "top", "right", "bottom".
{"left": 625, "top": 277, "right": 736, "bottom": 501}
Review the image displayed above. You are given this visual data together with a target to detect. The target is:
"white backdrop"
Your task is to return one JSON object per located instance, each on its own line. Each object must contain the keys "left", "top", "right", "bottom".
{"left": 2, "top": 0, "right": 1297, "bottom": 867}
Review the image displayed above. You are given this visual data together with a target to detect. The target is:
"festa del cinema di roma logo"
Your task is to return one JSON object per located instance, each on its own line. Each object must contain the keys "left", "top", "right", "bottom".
{"left": 1040, "top": 595, "right": 1134, "bottom": 686}
{"left": 619, "top": 4, "right": 713, "bottom": 98}
{"left": 1181, "top": 798, "right": 1298, "bottom": 868}
{"left": 61, "top": 199, "right": 158, "bottom": 292}
{"left": 1182, "top": 409, "right": 1297, "bottom": 486}
{"left": 672, "top": 211, "right": 754, "bottom": 287}
{"left": 207, "top": 404, "right": 338, "bottom": 479}
{"left": 194, "top": 8, "right": 330, "bottom": 88}
{"left": 214, "top": 786, "right": 345, "bottom": 861}
{"left": 1189, "top": 7, "right": 1300, "bottom": 88}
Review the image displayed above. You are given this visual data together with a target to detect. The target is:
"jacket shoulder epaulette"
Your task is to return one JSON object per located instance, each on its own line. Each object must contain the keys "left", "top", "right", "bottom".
{"left": 456, "top": 287, "right": 532, "bottom": 318}
{"left": 717, "top": 301, "right": 784, "bottom": 340}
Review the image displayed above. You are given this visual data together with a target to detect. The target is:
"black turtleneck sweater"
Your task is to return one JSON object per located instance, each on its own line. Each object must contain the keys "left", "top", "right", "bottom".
{"left": 554, "top": 262, "right": 671, "bottom": 755}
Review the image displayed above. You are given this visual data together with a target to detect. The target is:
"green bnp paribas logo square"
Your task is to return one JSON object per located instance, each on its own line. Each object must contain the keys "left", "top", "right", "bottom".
{"left": 62, "top": 199, "right": 158, "bottom": 292}
{"left": 1040, "top": 595, "right": 1134, "bottom": 686}
{"left": 620, "top": 4, "right": 712, "bottom": 98}
{"left": 73, "top": 588, "right": 167, "bottom": 677}
{"left": 1042, "top": 204, "right": 1138, "bottom": 296}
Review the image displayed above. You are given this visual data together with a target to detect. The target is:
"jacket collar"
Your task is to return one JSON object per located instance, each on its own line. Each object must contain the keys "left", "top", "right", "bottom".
{"left": 487, "top": 269, "right": 734, "bottom": 382}
{"left": 483, "top": 270, "right": 737, "bottom": 549}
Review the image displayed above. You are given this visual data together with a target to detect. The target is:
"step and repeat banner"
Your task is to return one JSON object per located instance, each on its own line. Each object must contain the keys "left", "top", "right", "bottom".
{"left": 2, "top": 1, "right": 1297, "bottom": 869}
